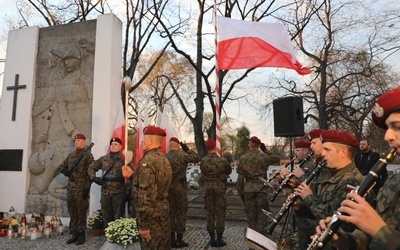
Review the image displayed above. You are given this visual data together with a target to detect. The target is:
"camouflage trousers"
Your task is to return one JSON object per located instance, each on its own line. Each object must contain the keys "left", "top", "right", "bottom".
{"left": 294, "top": 215, "right": 316, "bottom": 249}
{"left": 67, "top": 188, "right": 89, "bottom": 232}
{"left": 101, "top": 191, "right": 125, "bottom": 228}
{"left": 243, "top": 192, "right": 270, "bottom": 236}
{"left": 168, "top": 185, "right": 188, "bottom": 234}
{"left": 139, "top": 216, "right": 171, "bottom": 250}
{"left": 204, "top": 181, "right": 227, "bottom": 233}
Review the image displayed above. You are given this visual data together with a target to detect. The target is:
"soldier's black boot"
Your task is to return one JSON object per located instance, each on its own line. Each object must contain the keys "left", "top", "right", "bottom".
{"left": 75, "top": 231, "right": 86, "bottom": 245}
{"left": 209, "top": 231, "right": 216, "bottom": 247}
{"left": 66, "top": 231, "right": 79, "bottom": 244}
{"left": 175, "top": 233, "right": 189, "bottom": 248}
{"left": 215, "top": 231, "right": 226, "bottom": 247}
{"left": 171, "top": 232, "right": 177, "bottom": 248}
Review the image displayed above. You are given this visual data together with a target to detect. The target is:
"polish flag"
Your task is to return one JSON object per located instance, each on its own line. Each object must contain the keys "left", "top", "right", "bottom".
{"left": 134, "top": 107, "right": 149, "bottom": 168}
{"left": 108, "top": 103, "right": 126, "bottom": 154}
{"left": 217, "top": 16, "right": 311, "bottom": 75}
{"left": 156, "top": 108, "right": 178, "bottom": 153}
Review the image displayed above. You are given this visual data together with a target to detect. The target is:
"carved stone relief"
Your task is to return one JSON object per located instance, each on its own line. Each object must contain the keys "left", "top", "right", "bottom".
{"left": 27, "top": 21, "right": 96, "bottom": 216}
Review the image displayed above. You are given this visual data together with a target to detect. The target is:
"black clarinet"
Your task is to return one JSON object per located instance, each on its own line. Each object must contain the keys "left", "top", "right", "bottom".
{"left": 307, "top": 148, "right": 397, "bottom": 250}
{"left": 270, "top": 155, "right": 298, "bottom": 182}
{"left": 270, "top": 151, "right": 314, "bottom": 202}
{"left": 265, "top": 159, "right": 327, "bottom": 235}
{"left": 258, "top": 155, "right": 298, "bottom": 192}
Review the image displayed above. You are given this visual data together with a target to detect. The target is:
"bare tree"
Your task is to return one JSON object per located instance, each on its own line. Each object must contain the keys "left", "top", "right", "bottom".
{"left": 153, "top": 0, "right": 290, "bottom": 156}
{"left": 269, "top": 0, "right": 400, "bottom": 140}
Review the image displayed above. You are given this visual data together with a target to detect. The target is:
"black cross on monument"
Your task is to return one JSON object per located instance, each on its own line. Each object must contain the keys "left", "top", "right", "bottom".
{"left": 6, "top": 74, "right": 27, "bottom": 121}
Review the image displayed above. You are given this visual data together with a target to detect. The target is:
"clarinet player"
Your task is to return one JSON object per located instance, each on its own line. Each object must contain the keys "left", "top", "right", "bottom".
{"left": 316, "top": 87, "right": 400, "bottom": 250}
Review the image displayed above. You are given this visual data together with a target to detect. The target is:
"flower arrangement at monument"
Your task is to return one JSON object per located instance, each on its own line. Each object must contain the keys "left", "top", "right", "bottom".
{"left": 105, "top": 218, "right": 139, "bottom": 247}
{"left": 87, "top": 210, "right": 104, "bottom": 230}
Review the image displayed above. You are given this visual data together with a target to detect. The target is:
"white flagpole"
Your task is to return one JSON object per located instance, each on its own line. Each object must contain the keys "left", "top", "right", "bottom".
{"left": 123, "top": 76, "right": 133, "bottom": 218}
{"left": 214, "top": 1, "right": 221, "bottom": 156}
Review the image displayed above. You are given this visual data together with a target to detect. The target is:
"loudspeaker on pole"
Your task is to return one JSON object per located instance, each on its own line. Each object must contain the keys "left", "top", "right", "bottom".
{"left": 273, "top": 96, "right": 304, "bottom": 137}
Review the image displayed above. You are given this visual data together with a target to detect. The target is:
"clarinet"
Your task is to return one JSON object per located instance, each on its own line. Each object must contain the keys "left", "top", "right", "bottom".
{"left": 265, "top": 159, "right": 327, "bottom": 235}
{"left": 269, "top": 155, "right": 298, "bottom": 182}
{"left": 307, "top": 148, "right": 397, "bottom": 250}
{"left": 258, "top": 155, "right": 298, "bottom": 192}
{"left": 270, "top": 151, "right": 314, "bottom": 202}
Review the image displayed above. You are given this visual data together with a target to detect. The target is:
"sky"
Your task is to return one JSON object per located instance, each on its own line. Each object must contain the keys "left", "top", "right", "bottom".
{"left": 2, "top": 1, "right": 400, "bottom": 145}
{"left": 0, "top": 1, "right": 280, "bottom": 145}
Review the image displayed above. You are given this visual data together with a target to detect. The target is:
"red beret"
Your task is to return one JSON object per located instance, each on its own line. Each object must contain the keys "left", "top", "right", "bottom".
{"left": 75, "top": 133, "right": 86, "bottom": 140}
{"left": 307, "top": 129, "right": 326, "bottom": 141}
{"left": 206, "top": 138, "right": 216, "bottom": 150}
{"left": 143, "top": 126, "right": 166, "bottom": 136}
{"left": 372, "top": 87, "right": 400, "bottom": 129}
{"left": 249, "top": 136, "right": 261, "bottom": 144}
{"left": 170, "top": 137, "right": 179, "bottom": 143}
{"left": 110, "top": 137, "right": 122, "bottom": 145}
{"left": 294, "top": 140, "right": 311, "bottom": 149}
{"left": 320, "top": 130, "right": 358, "bottom": 148}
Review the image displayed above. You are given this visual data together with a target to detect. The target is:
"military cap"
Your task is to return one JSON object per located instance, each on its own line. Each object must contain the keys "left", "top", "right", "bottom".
{"left": 170, "top": 137, "right": 180, "bottom": 143}
{"left": 320, "top": 130, "right": 358, "bottom": 148}
{"left": 110, "top": 137, "right": 122, "bottom": 145}
{"left": 307, "top": 129, "right": 326, "bottom": 141}
{"left": 249, "top": 136, "right": 261, "bottom": 144}
{"left": 75, "top": 133, "right": 86, "bottom": 140}
{"left": 206, "top": 138, "right": 216, "bottom": 150}
{"left": 372, "top": 87, "right": 400, "bottom": 129}
{"left": 143, "top": 125, "right": 166, "bottom": 136}
{"left": 294, "top": 140, "right": 311, "bottom": 149}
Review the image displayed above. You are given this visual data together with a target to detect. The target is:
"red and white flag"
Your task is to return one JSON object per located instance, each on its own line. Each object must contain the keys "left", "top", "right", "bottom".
{"left": 135, "top": 107, "right": 149, "bottom": 168}
{"left": 108, "top": 104, "right": 126, "bottom": 154}
{"left": 217, "top": 16, "right": 311, "bottom": 75}
{"left": 156, "top": 108, "right": 178, "bottom": 153}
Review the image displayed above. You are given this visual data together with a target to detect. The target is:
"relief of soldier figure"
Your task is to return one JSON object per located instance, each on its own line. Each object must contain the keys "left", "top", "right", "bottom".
{"left": 27, "top": 37, "right": 95, "bottom": 216}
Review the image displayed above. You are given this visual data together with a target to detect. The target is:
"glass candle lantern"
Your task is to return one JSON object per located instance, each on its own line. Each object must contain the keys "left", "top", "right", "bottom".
{"left": 7, "top": 225, "right": 13, "bottom": 239}
{"left": 43, "top": 226, "right": 51, "bottom": 238}
{"left": 30, "top": 229, "right": 37, "bottom": 240}
{"left": 21, "top": 227, "right": 26, "bottom": 239}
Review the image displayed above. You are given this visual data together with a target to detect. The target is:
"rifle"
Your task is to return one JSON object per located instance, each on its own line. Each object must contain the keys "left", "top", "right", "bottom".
{"left": 94, "top": 152, "right": 123, "bottom": 187}
{"left": 67, "top": 142, "right": 95, "bottom": 174}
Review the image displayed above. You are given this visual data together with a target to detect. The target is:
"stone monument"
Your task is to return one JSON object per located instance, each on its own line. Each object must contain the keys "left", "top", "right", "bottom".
{"left": 0, "top": 14, "right": 123, "bottom": 218}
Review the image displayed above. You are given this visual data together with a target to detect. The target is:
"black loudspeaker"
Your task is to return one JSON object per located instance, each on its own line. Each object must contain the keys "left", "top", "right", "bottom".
{"left": 273, "top": 96, "right": 304, "bottom": 137}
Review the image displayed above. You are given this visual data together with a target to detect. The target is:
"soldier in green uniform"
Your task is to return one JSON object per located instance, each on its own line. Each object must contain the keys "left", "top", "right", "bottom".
{"left": 293, "top": 140, "right": 317, "bottom": 249}
{"left": 201, "top": 138, "right": 232, "bottom": 247}
{"left": 122, "top": 125, "right": 172, "bottom": 250}
{"left": 88, "top": 137, "right": 130, "bottom": 228}
{"left": 316, "top": 87, "right": 400, "bottom": 250}
{"left": 236, "top": 136, "right": 279, "bottom": 236}
{"left": 293, "top": 130, "right": 372, "bottom": 248}
{"left": 166, "top": 137, "right": 200, "bottom": 248}
{"left": 59, "top": 133, "right": 94, "bottom": 245}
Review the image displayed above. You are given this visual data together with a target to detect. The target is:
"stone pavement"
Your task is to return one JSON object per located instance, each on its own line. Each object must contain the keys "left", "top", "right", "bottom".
{"left": 0, "top": 185, "right": 289, "bottom": 249}
{"left": 0, "top": 220, "right": 252, "bottom": 250}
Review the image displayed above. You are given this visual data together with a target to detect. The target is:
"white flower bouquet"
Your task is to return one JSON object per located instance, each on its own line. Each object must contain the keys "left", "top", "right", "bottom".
{"left": 87, "top": 210, "right": 104, "bottom": 229}
{"left": 105, "top": 218, "right": 139, "bottom": 247}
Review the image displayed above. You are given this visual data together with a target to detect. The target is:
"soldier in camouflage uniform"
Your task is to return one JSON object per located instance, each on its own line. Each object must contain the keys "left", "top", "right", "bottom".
{"left": 166, "top": 137, "right": 200, "bottom": 248}
{"left": 294, "top": 130, "right": 373, "bottom": 249}
{"left": 201, "top": 138, "right": 232, "bottom": 248}
{"left": 59, "top": 133, "right": 94, "bottom": 245}
{"left": 88, "top": 137, "right": 130, "bottom": 228}
{"left": 122, "top": 125, "right": 172, "bottom": 250}
{"left": 291, "top": 140, "right": 317, "bottom": 249}
{"left": 316, "top": 87, "right": 400, "bottom": 250}
{"left": 236, "top": 136, "right": 279, "bottom": 236}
